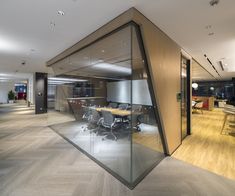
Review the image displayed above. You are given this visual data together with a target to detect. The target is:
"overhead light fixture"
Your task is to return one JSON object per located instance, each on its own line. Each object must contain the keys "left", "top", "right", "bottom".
{"left": 0, "top": 73, "right": 9, "bottom": 77}
{"left": 0, "top": 77, "right": 10, "bottom": 80}
{"left": 0, "top": 79, "right": 9, "bottom": 82}
{"left": 210, "top": 87, "right": 215, "bottom": 91}
{"left": 92, "top": 63, "right": 131, "bottom": 74}
{"left": 48, "top": 77, "right": 87, "bottom": 82}
{"left": 192, "top": 83, "right": 199, "bottom": 89}
{"left": 57, "top": 10, "right": 65, "bottom": 16}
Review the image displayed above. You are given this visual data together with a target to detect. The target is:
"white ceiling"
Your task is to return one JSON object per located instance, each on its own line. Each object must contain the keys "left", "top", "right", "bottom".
{"left": 0, "top": 0, "right": 235, "bottom": 80}
{"left": 134, "top": 0, "right": 235, "bottom": 80}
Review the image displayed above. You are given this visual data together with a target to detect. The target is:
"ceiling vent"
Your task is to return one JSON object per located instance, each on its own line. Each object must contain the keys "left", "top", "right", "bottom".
{"left": 210, "top": 0, "right": 219, "bottom": 6}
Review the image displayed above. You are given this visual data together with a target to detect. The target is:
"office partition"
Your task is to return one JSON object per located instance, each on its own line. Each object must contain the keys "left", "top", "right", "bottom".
{"left": 48, "top": 23, "right": 165, "bottom": 188}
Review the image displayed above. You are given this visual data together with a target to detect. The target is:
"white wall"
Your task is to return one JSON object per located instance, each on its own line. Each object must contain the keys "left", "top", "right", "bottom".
{"left": 27, "top": 74, "right": 34, "bottom": 104}
{"left": 0, "top": 81, "right": 15, "bottom": 104}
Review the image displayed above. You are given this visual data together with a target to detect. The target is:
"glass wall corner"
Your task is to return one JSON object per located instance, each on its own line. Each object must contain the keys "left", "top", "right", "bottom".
{"left": 48, "top": 22, "right": 165, "bottom": 188}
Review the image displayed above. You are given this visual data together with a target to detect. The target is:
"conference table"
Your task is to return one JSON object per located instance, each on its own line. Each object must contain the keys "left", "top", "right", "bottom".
{"left": 85, "top": 106, "right": 142, "bottom": 117}
{"left": 95, "top": 107, "right": 131, "bottom": 117}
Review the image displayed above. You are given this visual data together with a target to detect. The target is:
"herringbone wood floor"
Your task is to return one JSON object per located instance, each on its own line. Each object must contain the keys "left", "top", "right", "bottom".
{"left": 0, "top": 104, "right": 235, "bottom": 196}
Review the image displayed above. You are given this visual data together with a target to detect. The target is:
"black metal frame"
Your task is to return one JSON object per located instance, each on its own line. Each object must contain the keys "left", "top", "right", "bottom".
{"left": 50, "top": 21, "right": 167, "bottom": 189}
{"left": 186, "top": 59, "right": 191, "bottom": 135}
{"left": 180, "top": 56, "right": 191, "bottom": 140}
{"left": 132, "top": 23, "right": 168, "bottom": 154}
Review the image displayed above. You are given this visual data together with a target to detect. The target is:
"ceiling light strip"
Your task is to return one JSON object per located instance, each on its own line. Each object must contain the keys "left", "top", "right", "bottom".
{"left": 204, "top": 54, "right": 221, "bottom": 77}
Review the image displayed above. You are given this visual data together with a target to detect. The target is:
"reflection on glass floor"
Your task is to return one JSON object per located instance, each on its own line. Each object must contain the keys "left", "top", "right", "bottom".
{"left": 50, "top": 120, "right": 164, "bottom": 183}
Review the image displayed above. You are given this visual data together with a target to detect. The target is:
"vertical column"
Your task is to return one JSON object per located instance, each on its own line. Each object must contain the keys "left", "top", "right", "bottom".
{"left": 35, "top": 72, "right": 48, "bottom": 114}
{"left": 26, "top": 73, "right": 35, "bottom": 105}
{"left": 233, "top": 78, "right": 235, "bottom": 97}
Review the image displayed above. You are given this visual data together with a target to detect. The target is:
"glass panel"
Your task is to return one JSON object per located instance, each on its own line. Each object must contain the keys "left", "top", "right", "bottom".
{"left": 48, "top": 24, "right": 165, "bottom": 187}
{"left": 181, "top": 57, "right": 188, "bottom": 139}
{"left": 49, "top": 26, "right": 132, "bottom": 183}
{"left": 131, "top": 25, "right": 165, "bottom": 183}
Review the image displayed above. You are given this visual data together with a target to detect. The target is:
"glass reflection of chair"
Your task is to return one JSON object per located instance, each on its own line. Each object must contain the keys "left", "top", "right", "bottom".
{"left": 99, "top": 110, "right": 120, "bottom": 141}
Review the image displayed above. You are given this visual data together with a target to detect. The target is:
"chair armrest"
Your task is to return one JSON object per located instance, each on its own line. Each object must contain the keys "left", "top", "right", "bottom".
{"left": 98, "top": 117, "right": 104, "bottom": 125}
{"left": 111, "top": 118, "right": 119, "bottom": 128}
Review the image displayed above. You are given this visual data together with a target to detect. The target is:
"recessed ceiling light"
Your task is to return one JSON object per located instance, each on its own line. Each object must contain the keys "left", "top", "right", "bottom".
{"left": 101, "top": 50, "right": 105, "bottom": 53}
{"left": 57, "top": 10, "right": 65, "bottom": 16}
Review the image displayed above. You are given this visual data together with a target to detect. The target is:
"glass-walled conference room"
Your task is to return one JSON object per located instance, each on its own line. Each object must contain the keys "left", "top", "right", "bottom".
{"left": 48, "top": 23, "right": 165, "bottom": 188}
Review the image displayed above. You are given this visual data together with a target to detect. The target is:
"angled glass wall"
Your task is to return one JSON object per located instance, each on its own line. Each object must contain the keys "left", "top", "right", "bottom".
{"left": 49, "top": 23, "right": 165, "bottom": 188}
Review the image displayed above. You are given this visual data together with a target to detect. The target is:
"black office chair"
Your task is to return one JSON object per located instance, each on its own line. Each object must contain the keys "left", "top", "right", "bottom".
{"left": 87, "top": 109, "right": 102, "bottom": 133}
{"left": 108, "top": 102, "right": 118, "bottom": 108}
{"left": 100, "top": 110, "right": 119, "bottom": 140}
{"left": 81, "top": 106, "right": 92, "bottom": 131}
{"left": 130, "top": 105, "right": 143, "bottom": 132}
{"left": 118, "top": 103, "right": 129, "bottom": 110}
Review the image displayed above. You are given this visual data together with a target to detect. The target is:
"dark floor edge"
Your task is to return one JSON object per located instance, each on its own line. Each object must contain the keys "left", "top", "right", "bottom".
{"left": 49, "top": 125, "right": 165, "bottom": 190}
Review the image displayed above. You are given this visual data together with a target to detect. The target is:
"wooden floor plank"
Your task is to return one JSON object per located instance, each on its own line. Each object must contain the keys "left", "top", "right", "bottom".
{"left": 173, "top": 108, "right": 235, "bottom": 180}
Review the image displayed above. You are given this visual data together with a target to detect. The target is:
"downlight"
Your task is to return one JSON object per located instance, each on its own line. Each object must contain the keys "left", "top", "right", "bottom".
{"left": 192, "top": 83, "right": 199, "bottom": 89}
{"left": 57, "top": 10, "right": 65, "bottom": 16}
